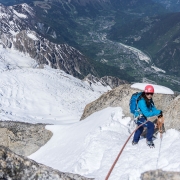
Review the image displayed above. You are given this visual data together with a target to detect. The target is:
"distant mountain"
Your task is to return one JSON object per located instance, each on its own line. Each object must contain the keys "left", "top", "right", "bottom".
{"left": 0, "top": 0, "right": 167, "bottom": 48}
{"left": 0, "top": 0, "right": 165, "bottom": 12}
{"left": 1, "top": 0, "right": 180, "bottom": 91}
{"left": 0, "top": 2, "right": 136, "bottom": 82}
{"left": 153, "top": 0, "right": 180, "bottom": 12}
{"left": 0, "top": 3, "right": 98, "bottom": 79}
{"left": 28, "top": 0, "right": 167, "bottom": 83}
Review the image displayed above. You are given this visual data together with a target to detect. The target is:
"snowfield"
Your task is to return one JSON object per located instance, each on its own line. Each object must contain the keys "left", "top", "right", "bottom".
{"left": 0, "top": 67, "right": 102, "bottom": 124}
{"left": 0, "top": 45, "right": 109, "bottom": 124}
{"left": 0, "top": 44, "right": 180, "bottom": 180}
{"left": 30, "top": 107, "right": 180, "bottom": 180}
{"left": 13, "top": 9, "right": 27, "bottom": 18}
{"left": 27, "top": 32, "right": 39, "bottom": 41}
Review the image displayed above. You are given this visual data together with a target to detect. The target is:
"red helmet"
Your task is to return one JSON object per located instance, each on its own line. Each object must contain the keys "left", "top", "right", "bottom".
{"left": 144, "top": 85, "right": 154, "bottom": 93}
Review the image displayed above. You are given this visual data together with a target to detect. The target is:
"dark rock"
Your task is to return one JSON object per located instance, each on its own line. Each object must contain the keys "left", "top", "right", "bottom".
{"left": 0, "top": 145, "right": 94, "bottom": 180}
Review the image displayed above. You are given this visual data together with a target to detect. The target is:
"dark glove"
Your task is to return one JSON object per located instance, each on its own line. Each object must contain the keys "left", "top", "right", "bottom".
{"left": 158, "top": 111, "right": 163, "bottom": 118}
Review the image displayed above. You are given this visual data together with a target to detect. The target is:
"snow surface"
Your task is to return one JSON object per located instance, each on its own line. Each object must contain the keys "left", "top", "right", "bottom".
{"left": 151, "top": 65, "right": 166, "bottom": 73}
{"left": 0, "top": 45, "right": 108, "bottom": 124}
{"left": 0, "top": 45, "right": 37, "bottom": 70}
{"left": 84, "top": 80, "right": 111, "bottom": 93}
{"left": 27, "top": 33, "right": 38, "bottom": 41}
{"left": 131, "top": 83, "right": 174, "bottom": 94}
{"left": 30, "top": 107, "right": 180, "bottom": 180}
{"left": 13, "top": 9, "right": 27, "bottom": 18}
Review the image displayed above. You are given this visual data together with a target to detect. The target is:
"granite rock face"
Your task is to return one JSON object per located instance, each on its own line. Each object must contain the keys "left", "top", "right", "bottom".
{"left": 164, "top": 95, "right": 180, "bottom": 131}
{"left": 81, "top": 84, "right": 180, "bottom": 131}
{"left": 141, "top": 170, "right": 180, "bottom": 180}
{"left": 80, "top": 84, "right": 176, "bottom": 121}
{"left": 0, "top": 121, "right": 52, "bottom": 156}
{"left": 80, "top": 84, "right": 180, "bottom": 132}
{"left": 84, "top": 74, "right": 128, "bottom": 89}
{"left": 0, "top": 146, "right": 93, "bottom": 180}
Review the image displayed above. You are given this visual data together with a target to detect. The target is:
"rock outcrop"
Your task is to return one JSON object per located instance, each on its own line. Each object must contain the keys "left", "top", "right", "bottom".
{"left": 0, "top": 146, "right": 93, "bottom": 180}
{"left": 0, "top": 121, "right": 52, "bottom": 156}
{"left": 80, "top": 84, "right": 176, "bottom": 126}
{"left": 84, "top": 74, "right": 128, "bottom": 89}
{"left": 141, "top": 169, "right": 180, "bottom": 180}
{"left": 164, "top": 95, "right": 180, "bottom": 131}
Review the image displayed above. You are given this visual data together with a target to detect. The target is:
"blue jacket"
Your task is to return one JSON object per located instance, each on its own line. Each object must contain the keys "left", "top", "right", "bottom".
{"left": 135, "top": 98, "right": 161, "bottom": 118}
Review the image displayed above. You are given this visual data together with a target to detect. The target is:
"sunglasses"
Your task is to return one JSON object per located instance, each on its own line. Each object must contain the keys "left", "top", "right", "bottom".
{"left": 145, "top": 93, "right": 154, "bottom": 96}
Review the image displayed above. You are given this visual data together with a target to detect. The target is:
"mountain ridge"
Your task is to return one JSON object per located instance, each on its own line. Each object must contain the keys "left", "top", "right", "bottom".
{"left": 0, "top": 2, "right": 135, "bottom": 82}
{"left": 1, "top": 1, "right": 180, "bottom": 91}
{"left": 0, "top": 3, "right": 98, "bottom": 78}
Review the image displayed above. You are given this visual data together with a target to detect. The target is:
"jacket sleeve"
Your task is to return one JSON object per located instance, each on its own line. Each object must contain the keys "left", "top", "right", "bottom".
{"left": 151, "top": 101, "right": 160, "bottom": 112}
{"left": 138, "top": 99, "right": 161, "bottom": 117}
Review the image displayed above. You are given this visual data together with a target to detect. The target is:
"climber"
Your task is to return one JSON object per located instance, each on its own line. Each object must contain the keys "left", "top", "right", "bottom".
{"left": 131, "top": 85, "right": 163, "bottom": 148}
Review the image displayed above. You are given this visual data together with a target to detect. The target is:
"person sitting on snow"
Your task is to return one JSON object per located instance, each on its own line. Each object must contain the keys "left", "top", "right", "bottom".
{"left": 132, "top": 85, "right": 163, "bottom": 148}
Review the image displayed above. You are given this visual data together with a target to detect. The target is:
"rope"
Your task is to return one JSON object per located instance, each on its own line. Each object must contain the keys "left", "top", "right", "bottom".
{"left": 105, "top": 120, "right": 149, "bottom": 180}
{"left": 156, "top": 133, "right": 163, "bottom": 169}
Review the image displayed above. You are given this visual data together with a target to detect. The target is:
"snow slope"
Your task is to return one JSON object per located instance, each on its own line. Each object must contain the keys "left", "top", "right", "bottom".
{"left": 0, "top": 45, "right": 109, "bottom": 124}
{"left": 30, "top": 107, "right": 180, "bottom": 180}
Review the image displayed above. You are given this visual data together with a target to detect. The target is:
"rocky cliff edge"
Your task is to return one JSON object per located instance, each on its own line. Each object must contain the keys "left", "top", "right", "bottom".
{"left": 80, "top": 84, "right": 180, "bottom": 131}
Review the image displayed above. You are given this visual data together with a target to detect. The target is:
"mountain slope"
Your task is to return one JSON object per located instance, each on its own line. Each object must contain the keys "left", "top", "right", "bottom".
{"left": 0, "top": 3, "right": 99, "bottom": 79}
{"left": 30, "top": 0, "right": 166, "bottom": 45}
{"left": 29, "top": 0, "right": 180, "bottom": 90}
{"left": 0, "top": 3, "right": 135, "bottom": 82}
{"left": 0, "top": 45, "right": 110, "bottom": 124}
{"left": 1, "top": 1, "right": 180, "bottom": 90}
